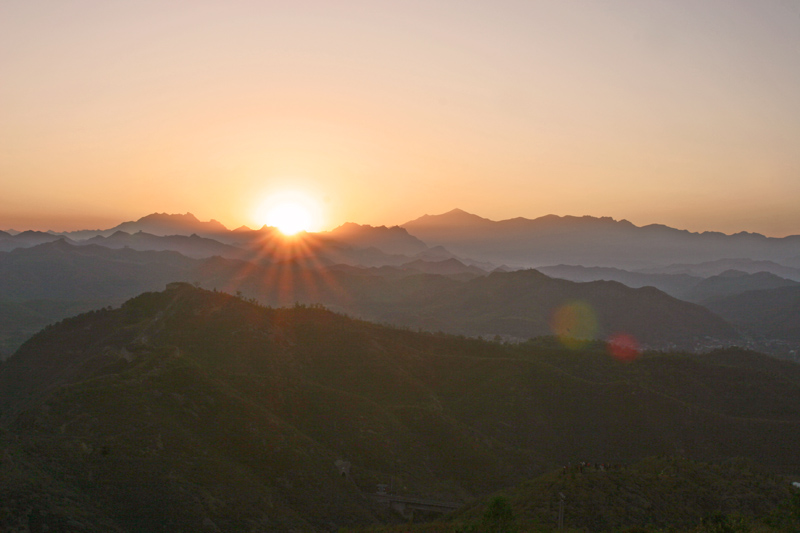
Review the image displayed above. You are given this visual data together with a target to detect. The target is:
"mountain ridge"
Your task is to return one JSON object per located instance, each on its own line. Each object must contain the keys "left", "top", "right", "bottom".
{"left": 62, "top": 212, "right": 229, "bottom": 240}
{"left": 0, "top": 240, "right": 748, "bottom": 359}
{"left": 401, "top": 209, "right": 800, "bottom": 269}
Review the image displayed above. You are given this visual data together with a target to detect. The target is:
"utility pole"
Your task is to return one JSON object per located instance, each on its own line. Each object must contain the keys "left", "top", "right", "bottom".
{"left": 557, "top": 492, "right": 565, "bottom": 530}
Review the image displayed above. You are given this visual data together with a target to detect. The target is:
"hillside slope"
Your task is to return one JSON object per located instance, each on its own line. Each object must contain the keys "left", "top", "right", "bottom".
{"left": 1, "top": 285, "right": 800, "bottom": 530}
{"left": 358, "top": 457, "right": 799, "bottom": 532}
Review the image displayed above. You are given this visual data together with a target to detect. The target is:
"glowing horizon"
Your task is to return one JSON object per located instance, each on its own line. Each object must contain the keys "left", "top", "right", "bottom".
{"left": 2, "top": 2, "right": 799, "bottom": 237}
{"left": 7, "top": 206, "right": 800, "bottom": 241}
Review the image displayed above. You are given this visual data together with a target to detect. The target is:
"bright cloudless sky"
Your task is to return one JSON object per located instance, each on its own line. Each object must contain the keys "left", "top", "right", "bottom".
{"left": 2, "top": 0, "right": 799, "bottom": 235}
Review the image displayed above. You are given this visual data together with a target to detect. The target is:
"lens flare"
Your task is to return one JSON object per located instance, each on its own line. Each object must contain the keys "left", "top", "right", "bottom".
{"left": 607, "top": 333, "right": 640, "bottom": 362}
{"left": 550, "top": 301, "right": 598, "bottom": 350}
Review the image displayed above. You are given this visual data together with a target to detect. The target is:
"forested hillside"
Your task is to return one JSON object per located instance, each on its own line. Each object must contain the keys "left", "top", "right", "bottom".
{"left": 1, "top": 284, "right": 799, "bottom": 530}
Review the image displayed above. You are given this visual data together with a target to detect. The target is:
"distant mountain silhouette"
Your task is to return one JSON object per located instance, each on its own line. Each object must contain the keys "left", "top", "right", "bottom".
{"left": 111, "top": 212, "right": 228, "bottom": 237}
{"left": 688, "top": 269, "right": 800, "bottom": 304}
{"left": 0, "top": 230, "right": 72, "bottom": 252}
{"left": 52, "top": 217, "right": 444, "bottom": 270}
{"left": 537, "top": 264, "right": 800, "bottom": 304}
{"left": 60, "top": 215, "right": 437, "bottom": 265}
{"left": 412, "top": 245, "right": 457, "bottom": 261}
{"left": 17, "top": 210, "right": 800, "bottom": 274}
{"left": 785, "top": 254, "right": 800, "bottom": 269}
{"left": 0, "top": 241, "right": 742, "bottom": 356}
{"left": 706, "top": 285, "right": 800, "bottom": 342}
{"left": 201, "top": 260, "right": 737, "bottom": 349}
{"left": 65, "top": 212, "right": 229, "bottom": 239}
{"left": 639, "top": 258, "right": 800, "bottom": 281}
{"left": 408, "top": 244, "right": 498, "bottom": 270}
{"left": 84, "top": 230, "right": 247, "bottom": 259}
{"left": 537, "top": 264, "right": 701, "bottom": 300}
{"left": 405, "top": 208, "right": 495, "bottom": 230}
{"left": 402, "top": 209, "right": 800, "bottom": 270}
{"left": 0, "top": 241, "right": 200, "bottom": 356}
{"left": 0, "top": 240, "right": 196, "bottom": 301}
{"left": 322, "top": 222, "right": 429, "bottom": 256}
{"left": 399, "top": 258, "right": 486, "bottom": 278}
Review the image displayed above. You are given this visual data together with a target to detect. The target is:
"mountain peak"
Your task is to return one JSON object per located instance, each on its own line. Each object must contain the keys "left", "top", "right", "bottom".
{"left": 323, "top": 222, "right": 428, "bottom": 255}
{"left": 403, "top": 208, "right": 492, "bottom": 228}
{"left": 107, "top": 213, "right": 229, "bottom": 237}
{"left": 444, "top": 208, "right": 473, "bottom": 216}
{"left": 134, "top": 211, "right": 188, "bottom": 221}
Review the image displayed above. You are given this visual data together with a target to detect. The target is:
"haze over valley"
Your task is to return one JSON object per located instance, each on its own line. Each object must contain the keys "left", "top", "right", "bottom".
{"left": 4, "top": 209, "right": 800, "bottom": 359}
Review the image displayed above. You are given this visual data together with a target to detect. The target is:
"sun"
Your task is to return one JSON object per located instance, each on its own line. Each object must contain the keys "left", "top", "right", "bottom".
{"left": 254, "top": 192, "right": 320, "bottom": 236}
{"left": 266, "top": 202, "right": 313, "bottom": 235}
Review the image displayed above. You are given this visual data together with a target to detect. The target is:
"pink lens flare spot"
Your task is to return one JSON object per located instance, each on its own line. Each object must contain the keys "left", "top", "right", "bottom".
{"left": 607, "top": 333, "right": 639, "bottom": 362}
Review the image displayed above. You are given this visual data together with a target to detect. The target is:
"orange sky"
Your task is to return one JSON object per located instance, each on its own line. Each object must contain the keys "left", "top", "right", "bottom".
{"left": 2, "top": 1, "right": 800, "bottom": 236}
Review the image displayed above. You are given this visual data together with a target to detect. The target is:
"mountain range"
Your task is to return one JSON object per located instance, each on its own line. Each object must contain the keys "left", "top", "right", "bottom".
{"left": 0, "top": 241, "right": 739, "bottom": 358}
{"left": 61, "top": 212, "right": 230, "bottom": 239}
{"left": 402, "top": 209, "right": 800, "bottom": 270}
{"left": 7, "top": 209, "right": 800, "bottom": 275}
{"left": 4, "top": 210, "right": 800, "bottom": 359}
{"left": 538, "top": 265, "right": 800, "bottom": 303}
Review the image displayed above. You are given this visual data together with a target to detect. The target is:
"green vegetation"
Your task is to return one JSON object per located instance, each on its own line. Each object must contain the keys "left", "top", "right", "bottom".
{"left": 345, "top": 458, "right": 800, "bottom": 532}
{"left": 1, "top": 283, "right": 799, "bottom": 531}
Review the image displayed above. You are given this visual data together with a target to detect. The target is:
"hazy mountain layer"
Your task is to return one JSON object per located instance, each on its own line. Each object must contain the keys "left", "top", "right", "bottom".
{"left": 1, "top": 241, "right": 741, "bottom": 358}
{"left": 640, "top": 257, "right": 800, "bottom": 281}
{"left": 0, "top": 240, "right": 196, "bottom": 301}
{"left": 402, "top": 209, "right": 800, "bottom": 270}
{"left": 84, "top": 230, "right": 248, "bottom": 259}
{"left": 321, "top": 222, "right": 429, "bottom": 256}
{"left": 706, "top": 286, "right": 800, "bottom": 342}
{"left": 0, "top": 230, "right": 74, "bottom": 252}
{"left": 63, "top": 212, "right": 229, "bottom": 239}
{"left": 193, "top": 257, "right": 739, "bottom": 349}
{"left": 12, "top": 210, "right": 800, "bottom": 275}
{"left": 689, "top": 270, "right": 800, "bottom": 303}
{"left": 0, "top": 241, "right": 198, "bottom": 357}
{"left": 539, "top": 264, "right": 800, "bottom": 304}
{"left": 537, "top": 265, "right": 702, "bottom": 300}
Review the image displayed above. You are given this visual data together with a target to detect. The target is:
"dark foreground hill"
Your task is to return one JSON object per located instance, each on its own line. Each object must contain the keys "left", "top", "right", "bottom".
{"left": 350, "top": 457, "right": 800, "bottom": 532}
{"left": 478, "top": 456, "right": 798, "bottom": 532}
{"left": 1, "top": 284, "right": 800, "bottom": 531}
